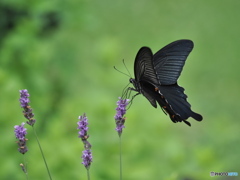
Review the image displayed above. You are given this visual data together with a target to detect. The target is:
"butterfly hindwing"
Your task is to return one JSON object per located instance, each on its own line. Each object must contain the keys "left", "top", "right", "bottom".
{"left": 139, "top": 81, "right": 158, "bottom": 108}
{"left": 158, "top": 84, "right": 203, "bottom": 121}
{"left": 139, "top": 81, "right": 193, "bottom": 125}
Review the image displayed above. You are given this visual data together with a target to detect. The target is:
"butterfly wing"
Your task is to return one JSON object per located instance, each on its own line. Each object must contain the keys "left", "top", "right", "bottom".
{"left": 134, "top": 47, "right": 158, "bottom": 85}
{"left": 132, "top": 41, "right": 202, "bottom": 125}
{"left": 133, "top": 47, "right": 159, "bottom": 107}
{"left": 152, "top": 40, "right": 202, "bottom": 123}
{"left": 158, "top": 84, "right": 203, "bottom": 122}
{"left": 153, "top": 40, "right": 193, "bottom": 85}
{"left": 138, "top": 81, "right": 196, "bottom": 126}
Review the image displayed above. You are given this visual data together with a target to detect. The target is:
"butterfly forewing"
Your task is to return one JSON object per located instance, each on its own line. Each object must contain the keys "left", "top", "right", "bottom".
{"left": 153, "top": 40, "right": 193, "bottom": 85}
{"left": 134, "top": 47, "right": 158, "bottom": 86}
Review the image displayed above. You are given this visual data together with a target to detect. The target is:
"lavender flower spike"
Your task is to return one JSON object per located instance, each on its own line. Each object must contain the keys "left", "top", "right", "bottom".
{"left": 77, "top": 113, "right": 89, "bottom": 141}
{"left": 19, "top": 89, "right": 30, "bottom": 108}
{"left": 77, "top": 113, "right": 93, "bottom": 170}
{"left": 114, "top": 97, "right": 129, "bottom": 136}
{"left": 19, "top": 89, "right": 36, "bottom": 126}
{"left": 14, "top": 122, "right": 28, "bottom": 154}
{"left": 82, "top": 149, "right": 93, "bottom": 169}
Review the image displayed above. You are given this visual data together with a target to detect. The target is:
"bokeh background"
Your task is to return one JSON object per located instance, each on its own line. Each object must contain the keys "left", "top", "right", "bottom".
{"left": 1, "top": 0, "right": 239, "bottom": 180}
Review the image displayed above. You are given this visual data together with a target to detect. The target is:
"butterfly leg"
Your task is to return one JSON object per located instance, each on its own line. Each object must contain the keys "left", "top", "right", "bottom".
{"left": 127, "top": 90, "right": 140, "bottom": 109}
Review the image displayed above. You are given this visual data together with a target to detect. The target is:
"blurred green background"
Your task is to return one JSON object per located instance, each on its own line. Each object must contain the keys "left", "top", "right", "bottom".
{"left": 1, "top": 0, "right": 239, "bottom": 179}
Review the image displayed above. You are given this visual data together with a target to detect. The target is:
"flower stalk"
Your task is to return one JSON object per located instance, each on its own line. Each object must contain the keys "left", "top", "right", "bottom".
{"left": 77, "top": 113, "right": 93, "bottom": 179}
{"left": 17, "top": 89, "right": 52, "bottom": 180}
{"left": 114, "top": 97, "right": 129, "bottom": 180}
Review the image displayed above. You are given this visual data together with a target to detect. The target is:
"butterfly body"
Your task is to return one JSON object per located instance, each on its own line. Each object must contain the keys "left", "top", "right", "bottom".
{"left": 130, "top": 40, "right": 202, "bottom": 126}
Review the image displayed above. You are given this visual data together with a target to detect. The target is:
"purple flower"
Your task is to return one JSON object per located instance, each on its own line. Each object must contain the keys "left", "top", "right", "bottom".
{"left": 77, "top": 113, "right": 93, "bottom": 170}
{"left": 14, "top": 122, "right": 28, "bottom": 154}
{"left": 81, "top": 149, "right": 93, "bottom": 169}
{"left": 77, "top": 113, "right": 89, "bottom": 141}
{"left": 19, "top": 89, "right": 36, "bottom": 126}
{"left": 14, "top": 122, "right": 27, "bottom": 140}
{"left": 114, "top": 97, "right": 129, "bottom": 136}
{"left": 19, "top": 89, "right": 30, "bottom": 108}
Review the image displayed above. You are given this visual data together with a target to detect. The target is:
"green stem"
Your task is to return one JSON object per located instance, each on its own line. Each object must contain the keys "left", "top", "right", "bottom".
{"left": 23, "top": 156, "right": 28, "bottom": 180}
{"left": 87, "top": 169, "right": 90, "bottom": 180}
{"left": 119, "top": 135, "right": 122, "bottom": 180}
{"left": 32, "top": 126, "right": 52, "bottom": 180}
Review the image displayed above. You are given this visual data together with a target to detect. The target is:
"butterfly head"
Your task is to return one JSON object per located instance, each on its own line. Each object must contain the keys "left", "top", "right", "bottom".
{"left": 129, "top": 78, "right": 142, "bottom": 93}
{"left": 129, "top": 78, "right": 134, "bottom": 84}
{"left": 129, "top": 78, "right": 137, "bottom": 88}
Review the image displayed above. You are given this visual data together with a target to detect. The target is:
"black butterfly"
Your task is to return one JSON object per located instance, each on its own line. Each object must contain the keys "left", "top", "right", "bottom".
{"left": 129, "top": 40, "right": 203, "bottom": 126}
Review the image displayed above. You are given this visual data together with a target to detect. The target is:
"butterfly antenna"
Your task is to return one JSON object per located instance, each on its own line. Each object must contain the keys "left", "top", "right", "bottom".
{"left": 122, "top": 59, "right": 132, "bottom": 77}
{"left": 114, "top": 66, "right": 130, "bottom": 77}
